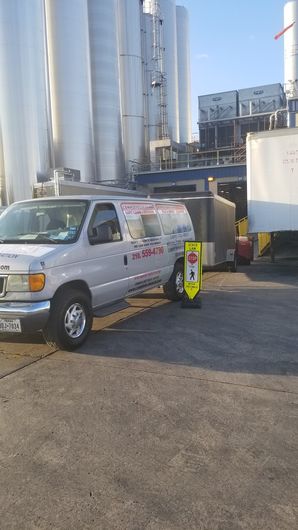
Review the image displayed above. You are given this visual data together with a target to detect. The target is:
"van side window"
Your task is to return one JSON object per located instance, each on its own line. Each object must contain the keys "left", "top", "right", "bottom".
{"left": 88, "top": 203, "right": 121, "bottom": 245}
{"left": 157, "top": 204, "right": 192, "bottom": 235}
{"left": 121, "top": 202, "right": 161, "bottom": 239}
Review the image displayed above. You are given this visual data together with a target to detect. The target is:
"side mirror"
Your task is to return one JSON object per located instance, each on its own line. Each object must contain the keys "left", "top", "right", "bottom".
{"left": 89, "top": 224, "right": 113, "bottom": 245}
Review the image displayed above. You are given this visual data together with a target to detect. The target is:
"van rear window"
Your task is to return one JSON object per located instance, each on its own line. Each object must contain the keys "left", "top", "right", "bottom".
{"left": 121, "top": 203, "right": 161, "bottom": 239}
{"left": 157, "top": 203, "right": 192, "bottom": 235}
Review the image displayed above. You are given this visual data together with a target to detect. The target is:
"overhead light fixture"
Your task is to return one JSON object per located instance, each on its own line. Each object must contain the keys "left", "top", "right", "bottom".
{"left": 208, "top": 176, "right": 215, "bottom": 182}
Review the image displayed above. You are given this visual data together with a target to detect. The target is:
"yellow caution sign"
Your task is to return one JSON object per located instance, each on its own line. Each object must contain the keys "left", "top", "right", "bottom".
{"left": 184, "top": 241, "right": 203, "bottom": 300}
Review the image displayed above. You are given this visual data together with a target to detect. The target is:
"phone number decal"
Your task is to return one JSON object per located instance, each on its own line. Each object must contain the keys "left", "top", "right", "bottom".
{"left": 132, "top": 246, "right": 164, "bottom": 260}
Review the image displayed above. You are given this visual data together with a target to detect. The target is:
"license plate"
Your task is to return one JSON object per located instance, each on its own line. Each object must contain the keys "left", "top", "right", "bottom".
{"left": 0, "top": 319, "right": 22, "bottom": 333}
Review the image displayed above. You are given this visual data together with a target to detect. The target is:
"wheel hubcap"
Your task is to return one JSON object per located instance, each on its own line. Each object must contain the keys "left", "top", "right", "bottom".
{"left": 175, "top": 271, "right": 184, "bottom": 294}
{"left": 64, "top": 303, "right": 86, "bottom": 339}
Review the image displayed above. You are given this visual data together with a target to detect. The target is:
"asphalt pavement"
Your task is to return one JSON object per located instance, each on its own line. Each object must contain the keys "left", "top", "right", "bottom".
{"left": 0, "top": 259, "right": 297, "bottom": 530}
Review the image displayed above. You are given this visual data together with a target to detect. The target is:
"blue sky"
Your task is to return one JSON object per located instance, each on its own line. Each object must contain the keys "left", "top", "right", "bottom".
{"left": 178, "top": 0, "right": 287, "bottom": 132}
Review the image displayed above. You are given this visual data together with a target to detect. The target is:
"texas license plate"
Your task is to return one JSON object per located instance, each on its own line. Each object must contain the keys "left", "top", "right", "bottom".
{"left": 0, "top": 319, "right": 22, "bottom": 332}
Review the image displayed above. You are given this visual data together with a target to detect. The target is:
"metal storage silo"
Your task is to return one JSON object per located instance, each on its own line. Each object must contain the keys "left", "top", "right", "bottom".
{"left": 118, "top": 0, "right": 146, "bottom": 175}
{"left": 176, "top": 5, "right": 192, "bottom": 143}
{"left": 159, "top": 0, "right": 180, "bottom": 142}
{"left": 143, "top": 12, "right": 162, "bottom": 142}
{"left": 143, "top": 1, "right": 169, "bottom": 142}
{"left": 45, "top": 0, "right": 94, "bottom": 182}
{"left": 0, "top": 0, "right": 51, "bottom": 203}
{"left": 0, "top": 131, "right": 5, "bottom": 204}
{"left": 88, "top": 0, "right": 125, "bottom": 184}
{"left": 284, "top": 1, "right": 298, "bottom": 97}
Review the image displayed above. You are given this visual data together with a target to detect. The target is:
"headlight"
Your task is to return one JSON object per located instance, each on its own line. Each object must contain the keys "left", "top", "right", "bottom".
{"left": 6, "top": 274, "right": 45, "bottom": 292}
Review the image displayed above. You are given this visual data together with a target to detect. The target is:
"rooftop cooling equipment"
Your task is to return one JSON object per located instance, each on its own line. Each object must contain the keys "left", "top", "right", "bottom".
{"left": 50, "top": 168, "right": 81, "bottom": 182}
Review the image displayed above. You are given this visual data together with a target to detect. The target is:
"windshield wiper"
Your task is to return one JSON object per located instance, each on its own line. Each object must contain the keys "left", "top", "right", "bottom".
{"left": 35, "top": 234, "right": 59, "bottom": 243}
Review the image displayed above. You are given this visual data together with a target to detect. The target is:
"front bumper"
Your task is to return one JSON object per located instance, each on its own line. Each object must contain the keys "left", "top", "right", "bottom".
{"left": 0, "top": 301, "right": 50, "bottom": 333}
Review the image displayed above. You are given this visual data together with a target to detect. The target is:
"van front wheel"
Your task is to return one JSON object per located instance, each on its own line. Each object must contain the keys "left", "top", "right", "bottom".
{"left": 163, "top": 261, "right": 184, "bottom": 301}
{"left": 43, "top": 288, "right": 93, "bottom": 350}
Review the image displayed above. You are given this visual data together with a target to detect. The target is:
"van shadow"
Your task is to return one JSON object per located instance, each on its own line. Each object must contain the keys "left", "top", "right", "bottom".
{"left": 1, "top": 261, "right": 298, "bottom": 377}
{"left": 78, "top": 283, "right": 298, "bottom": 378}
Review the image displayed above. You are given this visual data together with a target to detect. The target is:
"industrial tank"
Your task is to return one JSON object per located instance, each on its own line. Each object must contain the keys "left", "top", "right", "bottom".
{"left": 0, "top": 131, "right": 5, "bottom": 204}
{"left": 118, "top": 0, "right": 146, "bottom": 174}
{"left": 143, "top": 12, "right": 163, "bottom": 142}
{"left": 45, "top": 0, "right": 94, "bottom": 182}
{"left": 159, "top": 0, "right": 179, "bottom": 142}
{"left": 0, "top": 0, "right": 51, "bottom": 202}
{"left": 143, "top": 0, "right": 179, "bottom": 142}
{"left": 176, "top": 6, "right": 192, "bottom": 143}
{"left": 284, "top": 0, "right": 298, "bottom": 96}
{"left": 88, "top": 0, "right": 125, "bottom": 184}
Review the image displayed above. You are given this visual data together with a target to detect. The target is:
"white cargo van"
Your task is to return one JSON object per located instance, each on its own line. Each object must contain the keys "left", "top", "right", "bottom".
{"left": 0, "top": 196, "right": 194, "bottom": 349}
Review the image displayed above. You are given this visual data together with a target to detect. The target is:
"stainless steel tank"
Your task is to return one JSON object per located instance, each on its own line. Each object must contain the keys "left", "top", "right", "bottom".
{"left": 0, "top": 0, "right": 51, "bottom": 202}
{"left": 88, "top": 0, "right": 125, "bottom": 184}
{"left": 284, "top": 1, "right": 298, "bottom": 96}
{"left": 159, "top": 0, "right": 179, "bottom": 142}
{"left": 118, "top": 0, "right": 146, "bottom": 174}
{"left": 176, "top": 6, "right": 192, "bottom": 143}
{"left": 45, "top": 0, "right": 94, "bottom": 182}
{"left": 143, "top": 4, "right": 170, "bottom": 142}
{"left": 143, "top": 12, "right": 161, "bottom": 142}
{"left": 0, "top": 130, "right": 5, "bottom": 204}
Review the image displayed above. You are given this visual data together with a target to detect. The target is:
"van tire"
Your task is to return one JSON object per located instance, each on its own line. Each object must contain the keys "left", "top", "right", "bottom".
{"left": 43, "top": 288, "right": 93, "bottom": 351}
{"left": 163, "top": 261, "right": 184, "bottom": 301}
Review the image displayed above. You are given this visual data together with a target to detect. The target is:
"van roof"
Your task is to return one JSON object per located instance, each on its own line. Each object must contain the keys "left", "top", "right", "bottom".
{"left": 13, "top": 195, "right": 183, "bottom": 205}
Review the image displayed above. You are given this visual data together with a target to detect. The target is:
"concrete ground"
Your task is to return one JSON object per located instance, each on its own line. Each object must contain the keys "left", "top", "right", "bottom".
{"left": 0, "top": 260, "right": 298, "bottom": 530}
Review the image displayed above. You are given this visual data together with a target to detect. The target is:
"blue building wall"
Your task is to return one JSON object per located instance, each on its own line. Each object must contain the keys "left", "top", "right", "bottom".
{"left": 135, "top": 164, "right": 246, "bottom": 190}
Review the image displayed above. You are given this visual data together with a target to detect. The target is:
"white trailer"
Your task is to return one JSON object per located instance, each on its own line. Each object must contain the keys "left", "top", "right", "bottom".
{"left": 247, "top": 127, "right": 298, "bottom": 260}
{"left": 247, "top": 128, "right": 298, "bottom": 233}
{"left": 153, "top": 192, "right": 237, "bottom": 270}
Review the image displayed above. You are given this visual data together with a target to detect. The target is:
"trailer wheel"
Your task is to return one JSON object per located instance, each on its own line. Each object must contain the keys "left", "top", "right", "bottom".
{"left": 43, "top": 288, "right": 93, "bottom": 350}
{"left": 163, "top": 261, "right": 184, "bottom": 301}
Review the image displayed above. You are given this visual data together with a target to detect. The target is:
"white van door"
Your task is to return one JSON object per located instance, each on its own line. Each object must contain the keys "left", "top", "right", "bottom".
{"left": 120, "top": 202, "right": 166, "bottom": 296}
{"left": 84, "top": 202, "right": 129, "bottom": 307}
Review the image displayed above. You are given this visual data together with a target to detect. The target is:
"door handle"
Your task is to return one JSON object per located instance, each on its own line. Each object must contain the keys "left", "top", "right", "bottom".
{"left": 124, "top": 255, "right": 128, "bottom": 266}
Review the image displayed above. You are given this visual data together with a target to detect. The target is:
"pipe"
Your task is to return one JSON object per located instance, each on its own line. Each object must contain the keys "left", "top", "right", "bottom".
{"left": 269, "top": 113, "right": 275, "bottom": 130}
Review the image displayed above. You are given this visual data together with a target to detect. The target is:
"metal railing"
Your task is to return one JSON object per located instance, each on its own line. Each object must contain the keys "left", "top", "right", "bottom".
{"left": 258, "top": 233, "right": 271, "bottom": 256}
{"left": 137, "top": 145, "right": 247, "bottom": 174}
{"left": 235, "top": 216, "right": 248, "bottom": 236}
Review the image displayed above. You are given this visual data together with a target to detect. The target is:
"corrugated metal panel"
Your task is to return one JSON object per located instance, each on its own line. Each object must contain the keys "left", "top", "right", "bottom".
{"left": 45, "top": 0, "right": 94, "bottom": 182}
{"left": 176, "top": 6, "right": 191, "bottom": 143}
{"left": 199, "top": 91, "right": 238, "bottom": 122}
{"left": 88, "top": 0, "right": 125, "bottom": 184}
{"left": 239, "top": 84, "right": 285, "bottom": 116}
{"left": 0, "top": 0, "right": 51, "bottom": 202}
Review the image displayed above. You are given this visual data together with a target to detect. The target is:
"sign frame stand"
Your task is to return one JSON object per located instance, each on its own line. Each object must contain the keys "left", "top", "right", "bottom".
{"left": 181, "top": 241, "right": 203, "bottom": 309}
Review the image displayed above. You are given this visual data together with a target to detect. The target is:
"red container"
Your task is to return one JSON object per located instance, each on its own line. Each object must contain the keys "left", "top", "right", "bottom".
{"left": 236, "top": 236, "right": 253, "bottom": 265}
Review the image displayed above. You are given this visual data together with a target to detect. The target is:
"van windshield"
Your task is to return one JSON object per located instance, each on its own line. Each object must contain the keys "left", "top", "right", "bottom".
{"left": 0, "top": 199, "right": 89, "bottom": 244}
